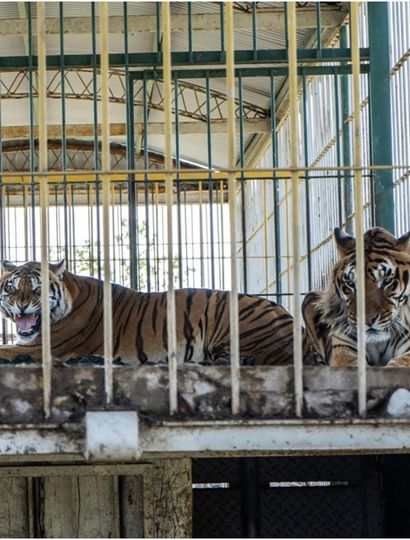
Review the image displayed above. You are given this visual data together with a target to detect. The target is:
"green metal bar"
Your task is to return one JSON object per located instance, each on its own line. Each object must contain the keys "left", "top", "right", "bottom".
{"left": 333, "top": 70, "right": 343, "bottom": 227}
{"left": 238, "top": 71, "right": 247, "bottom": 293}
{"left": 340, "top": 26, "right": 353, "bottom": 234}
{"left": 131, "top": 64, "right": 370, "bottom": 80}
{"left": 252, "top": 3, "right": 257, "bottom": 62}
{"left": 59, "top": 3, "right": 69, "bottom": 266}
{"left": 316, "top": 3, "right": 322, "bottom": 57}
{"left": 27, "top": 3, "right": 36, "bottom": 260}
{"left": 0, "top": 48, "right": 370, "bottom": 70}
{"left": 187, "top": 2, "right": 193, "bottom": 64}
{"left": 156, "top": 3, "right": 161, "bottom": 65}
{"left": 91, "top": 2, "right": 101, "bottom": 278}
{"left": 174, "top": 73, "right": 183, "bottom": 289}
{"left": 125, "top": 2, "right": 138, "bottom": 290}
{"left": 302, "top": 71, "right": 312, "bottom": 290}
{"left": 368, "top": 2, "right": 394, "bottom": 233}
{"left": 219, "top": 3, "right": 225, "bottom": 56}
{"left": 143, "top": 73, "right": 151, "bottom": 292}
{"left": 206, "top": 73, "right": 215, "bottom": 289}
{"left": 270, "top": 73, "right": 282, "bottom": 301}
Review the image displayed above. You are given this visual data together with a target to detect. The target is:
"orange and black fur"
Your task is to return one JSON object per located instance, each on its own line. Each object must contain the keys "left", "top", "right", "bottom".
{"left": 302, "top": 227, "right": 410, "bottom": 367}
{"left": 0, "top": 260, "right": 315, "bottom": 365}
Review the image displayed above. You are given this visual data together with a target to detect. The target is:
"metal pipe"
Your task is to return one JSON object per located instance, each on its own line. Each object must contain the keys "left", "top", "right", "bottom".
{"left": 271, "top": 73, "right": 282, "bottom": 302}
{"left": 302, "top": 71, "right": 312, "bottom": 291}
{"left": 238, "top": 71, "right": 247, "bottom": 293}
{"left": 350, "top": 3, "right": 367, "bottom": 417}
{"left": 28, "top": 4, "right": 36, "bottom": 260}
{"left": 100, "top": 2, "right": 114, "bottom": 405}
{"left": 340, "top": 25, "right": 353, "bottom": 233}
{"left": 37, "top": 2, "right": 52, "bottom": 419}
{"left": 174, "top": 73, "right": 183, "bottom": 289}
{"left": 92, "top": 3, "right": 101, "bottom": 279}
{"left": 162, "top": 2, "right": 178, "bottom": 415}
{"left": 59, "top": 3, "right": 69, "bottom": 266}
{"left": 225, "top": 2, "right": 240, "bottom": 416}
{"left": 288, "top": 3, "right": 303, "bottom": 418}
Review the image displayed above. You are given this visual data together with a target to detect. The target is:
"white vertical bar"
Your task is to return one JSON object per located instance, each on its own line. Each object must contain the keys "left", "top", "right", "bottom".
{"left": 288, "top": 3, "right": 303, "bottom": 418}
{"left": 37, "top": 1, "right": 52, "bottom": 418}
{"left": 162, "top": 2, "right": 178, "bottom": 415}
{"left": 100, "top": 2, "right": 113, "bottom": 404}
{"left": 351, "top": 4, "right": 367, "bottom": 417}
{"left": 225, "top": 2, "right": 240, "bottom": 416}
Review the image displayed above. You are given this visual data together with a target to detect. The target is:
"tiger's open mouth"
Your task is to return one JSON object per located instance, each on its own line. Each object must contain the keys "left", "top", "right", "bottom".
{"left": 13, "top": 314, "right": 41, "bottom": 340}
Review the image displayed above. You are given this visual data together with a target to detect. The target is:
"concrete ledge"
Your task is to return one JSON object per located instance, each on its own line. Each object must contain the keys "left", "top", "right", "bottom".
{"left": 0, "top": 364, "right": 409, "bottom": 424}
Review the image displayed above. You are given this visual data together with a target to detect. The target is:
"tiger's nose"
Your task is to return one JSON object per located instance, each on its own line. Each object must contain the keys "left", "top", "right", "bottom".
{"left": 16, "top": 302, "right": 30, "bottom": 314}
{"left": 366, "top": 315, "right": 378, "bottom": 327}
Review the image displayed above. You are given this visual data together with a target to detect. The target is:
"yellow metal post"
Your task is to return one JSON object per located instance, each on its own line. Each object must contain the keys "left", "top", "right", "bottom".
{"left": 351, "top": 3, "right": 367, "bottom": 417}
{"left": 225, "top": 2, "right": 240, "bottom": 416}
{"left": 37, "top": 1, "right": 52, "bottom": 418}
{"left": 162, "top": 2, "right": 178, "bottom": 415}
{"left": 288, "top": 2, "right": 303, "bottom": 418}
{"left": 100, "top": 2, "right": 113, "bottom": 404}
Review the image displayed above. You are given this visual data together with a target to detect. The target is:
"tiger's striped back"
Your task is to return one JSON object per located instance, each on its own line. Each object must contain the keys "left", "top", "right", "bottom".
{"left": 0, "top": 263, "right": 316, "bottom": 365}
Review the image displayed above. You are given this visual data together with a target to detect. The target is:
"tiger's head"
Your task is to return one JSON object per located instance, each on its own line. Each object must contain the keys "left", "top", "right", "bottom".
{"left": 0, "top": 260, "right": 72, "bottom": 343}
{"left": 319, "top": 227, "right": 410, "bottom": 343}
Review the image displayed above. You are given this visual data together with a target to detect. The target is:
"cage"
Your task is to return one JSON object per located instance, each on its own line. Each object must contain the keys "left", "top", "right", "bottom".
{"left": 0, "top": 1, "right": 409, "bottom": 537}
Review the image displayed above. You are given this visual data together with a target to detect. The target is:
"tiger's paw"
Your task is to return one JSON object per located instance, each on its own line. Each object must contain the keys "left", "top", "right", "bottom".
{"left": 330, "top": 355, "right": 358, "bottom": 367}
{"left": 0, "top": 354, "right": 34, "bottom": 365}
{"left": 386, "top": 356, "right": 410, "bottom": 368}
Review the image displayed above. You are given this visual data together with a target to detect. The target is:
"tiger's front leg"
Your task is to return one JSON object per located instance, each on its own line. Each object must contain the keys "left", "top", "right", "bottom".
{"left": 330, "top": 348, "right": 358, "bottom": 367}
{"left": 386, "top": 353, "right": 410, "bottom": 367}
{"left": 0, "top": 344, "right": 37, "bottom": 363}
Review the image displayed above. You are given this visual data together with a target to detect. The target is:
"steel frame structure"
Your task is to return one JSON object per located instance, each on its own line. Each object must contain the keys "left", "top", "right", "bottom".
{"left": 0, "top": 1, "right": 403, "bottom": 462}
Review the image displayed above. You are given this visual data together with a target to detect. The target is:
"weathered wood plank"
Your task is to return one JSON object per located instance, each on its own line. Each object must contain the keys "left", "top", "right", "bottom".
{"left": 119, "top": 476, "right": 145, "bottom": 538}
{"left": 42, "top": 477, "right": 76, "bottom": 537}
{"left": 0, "top": 478, "right": 29, "bottom": 537}
{"left": 76, "top": 476, "right": 117, "bottom": 537}
{"left": 150, "top": 459, "right": 192, "bottom": 538}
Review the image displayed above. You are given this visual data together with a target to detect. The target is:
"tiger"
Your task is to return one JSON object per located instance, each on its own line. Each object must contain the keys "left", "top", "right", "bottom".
{"left": 302, "top": 226, "right": 410, "bottom": 368}
{"left": 0, "top": 260, "right": 316, "bottom": 366}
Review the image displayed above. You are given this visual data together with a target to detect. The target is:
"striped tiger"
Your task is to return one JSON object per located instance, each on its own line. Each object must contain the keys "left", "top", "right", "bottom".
{"left": 0, "top": 260, "right": 316, "bottom": 365}
{"left": 302, "top": 227, "right": 410, "bottom": 367}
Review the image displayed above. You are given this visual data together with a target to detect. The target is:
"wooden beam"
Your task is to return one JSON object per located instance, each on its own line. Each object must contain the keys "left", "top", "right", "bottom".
{"left": 0, "top": 118, "right": 271, "bottom": 139}
{"left": 0, "top": 8, "right": 348, "bottom": 37}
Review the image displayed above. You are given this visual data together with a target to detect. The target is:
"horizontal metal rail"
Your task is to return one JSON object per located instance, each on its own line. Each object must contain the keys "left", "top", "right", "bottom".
{"left": 2, "top": 418, "right": 410, "bottom": 459}
{"left": 0, "top": 48, "right": 370, "bottom": 70}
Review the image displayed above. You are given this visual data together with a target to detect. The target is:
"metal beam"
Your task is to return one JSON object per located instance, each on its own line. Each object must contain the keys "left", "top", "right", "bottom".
{"left": 2, "top": 418, "right": 410, "bottom": 460}
{"left": 368, "top": 2, "right": 394, "bottom": 233}
{"left": 0, "top": 9, "right": 348, "bottom": 37}
{"left": 0, "top": 48, "right": 370, "bottom": 70}
{"left": 0, "top": 119, "right": 271, "bottom": 139}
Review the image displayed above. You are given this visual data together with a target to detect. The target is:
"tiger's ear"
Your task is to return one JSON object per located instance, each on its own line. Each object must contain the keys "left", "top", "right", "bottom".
{"left": 49, "top": 259, "right": 66, "bottom": 278}
{"left": 334, "top": 227, "right": 355, "bottom": 256}
{"left": 1, "top": 260, "right": 17, "bottom": 273}
{"left": 397, "top": 231, "right": 410, "bottom": 253}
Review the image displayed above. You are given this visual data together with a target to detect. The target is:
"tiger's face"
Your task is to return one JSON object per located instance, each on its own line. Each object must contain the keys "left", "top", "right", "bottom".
{"left": 0, "top": 260, "right": 71, "bottom": 343}
{"left": 332, "top": 227, "right": 410, "bottom": 343}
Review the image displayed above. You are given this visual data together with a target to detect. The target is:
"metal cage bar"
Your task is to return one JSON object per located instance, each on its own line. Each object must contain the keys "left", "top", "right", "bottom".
{"left": 162, "top": 1, "right": 178, "bottom": 416}
{"left": 100, "top": 2, "right": 114, "bottom": 405}
{"left": 37, "top": 1, "right": 52, "bottom": 418}
{"left": 225, "top": 2, "right": 240, "bottom": 416}
{"left": 288, "top": 3, "right": 303, "bottom": 418}
{"left": 351, "top": 3, "right": 367, "bottom": 417}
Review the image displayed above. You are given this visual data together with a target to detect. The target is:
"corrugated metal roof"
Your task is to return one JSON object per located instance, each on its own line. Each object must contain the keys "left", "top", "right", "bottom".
{"left": 0, "top": 1, "right": 344, "bottom": 170}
